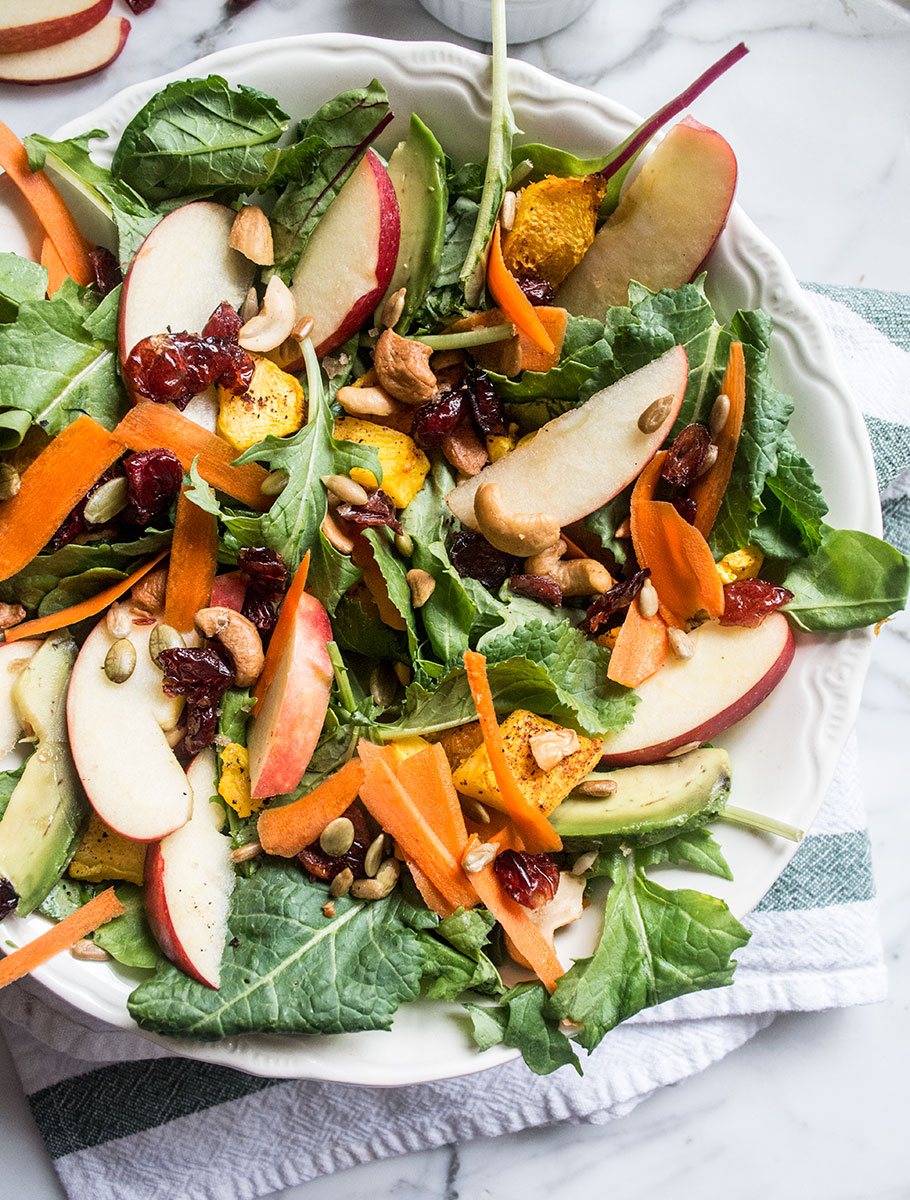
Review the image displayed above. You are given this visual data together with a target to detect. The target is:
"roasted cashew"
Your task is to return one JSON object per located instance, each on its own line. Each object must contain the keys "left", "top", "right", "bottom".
{"left": 229, "top": 205, "right": 274, "bottom": 266}
{"left": 524, "top": 540, "right": 613, "bottom": 597}
{"left": 473, "top": 482, "right": 560, "bottom": 557}
{"left": 373, "top": 329, "right": 437, "bottom": 405}
{"left": 238, "top": 276, "right": 296, "bottom": 353}
{"left": 335, "top": 384, "right": 407, "bottom": 418}
{"left": 194, "top": 606, "right": 265, "bottom": 687}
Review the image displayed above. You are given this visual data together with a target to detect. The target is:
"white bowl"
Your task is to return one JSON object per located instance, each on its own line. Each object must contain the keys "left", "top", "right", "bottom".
{"left": 418, "top": 0, "right": 597, "bottom": 43}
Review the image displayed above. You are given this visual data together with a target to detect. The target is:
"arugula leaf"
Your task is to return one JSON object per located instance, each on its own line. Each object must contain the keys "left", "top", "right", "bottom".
{"left": 93, "top": 883, "right": 162, "bottom": 969}
{"left": 127, "top": 860, "right": 425, "bottom": 1039}
{"left": 782, "top": 526, "right": 910, "bottom": 631}
{"left": 269, "top": 81, "right": 392, "bottom": 280}
{"left": 0, "top": 763, "right": 26, "bottom": 822}
{"left": 183, "top": 456, "right": 221, "bottom": 517}
{"left": 111, "top": 77, "right": 289, "bottom": 204}
{"left": 466, "top": 983, "right": 581, "bottom": 1075}
{"left": 332, "top": 595, "right": 407, "bottom": 662}
{"left": 0, "top": 279, "right": 126, "bottom": 449}
{"left": 0, "top": 253, "right": 48, "bottom": 322}
{"left": 364, "top": 526, "right": 419, "bottom": 659}
{"left": 547, "top": 852, "right": 750, "bottom": 1052}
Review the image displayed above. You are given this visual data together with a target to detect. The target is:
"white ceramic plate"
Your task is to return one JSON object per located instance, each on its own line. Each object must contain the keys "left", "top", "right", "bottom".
{"left": 0, "top": 34, "right": 880, "bottom": 1085}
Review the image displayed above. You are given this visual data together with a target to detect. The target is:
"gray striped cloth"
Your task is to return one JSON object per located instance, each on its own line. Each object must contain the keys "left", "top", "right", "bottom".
{"left": 0, "top": 286, "right": 906, "bottom": 1200}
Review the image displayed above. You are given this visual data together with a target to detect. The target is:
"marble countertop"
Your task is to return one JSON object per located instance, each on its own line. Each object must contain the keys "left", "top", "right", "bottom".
{"left": 0, "top": 1, "right": 908, "bottom": 1197}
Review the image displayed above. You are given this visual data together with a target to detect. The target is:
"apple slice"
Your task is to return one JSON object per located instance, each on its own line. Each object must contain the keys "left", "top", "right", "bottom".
{"left": 67, "top": 617, "right": 191, "bottom": 841}
{"left": 599, "top": 614, "right": 795, "bottom": 767}
{"left": 119, "top": 201, "right": 257, "bottom": 430}
{"left": 144, "top": 748, "right": 235, "bottom": 989}
{"left": 0, "top": 639, "right": 41, "bottom": 760}
{"left": 447, "top": 344, "right": 687, "bottom": 530}
{"left": 0, "top": 0, "right": 112, "bottom": 54}
{"left": 557, "top": 117, "right": 738, "bottom": 318}
{"left": 248, "top": 591, "right": 333, "bottom": 799}
{"left": 285, "top": 149, "right": 400, "bottom": 364}
{"left": 0, "top": 14, "right": 129, "bottom": 84}
{"left": 210, "top": 571, "right": 247, "bottom": 613}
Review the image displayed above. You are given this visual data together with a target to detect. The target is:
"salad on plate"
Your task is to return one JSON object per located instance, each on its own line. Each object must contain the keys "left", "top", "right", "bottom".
{"left": 0, "top": 9, "right": 906, "bottom": 1076}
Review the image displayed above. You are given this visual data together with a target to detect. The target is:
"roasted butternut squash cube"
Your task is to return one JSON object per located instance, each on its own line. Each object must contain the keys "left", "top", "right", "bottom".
{"left": 429, "top": 721, "right": 485, "bottom": 770}
{"left": 451, "top": 709, "right": 602, "bottom": 817}
{"left": 716, "top": 544, "right": 764, "bottom": 585}
{"left": 217, "top": 354, "right": 305, "bottom": 452}
{"left": 68, "top": 812, "right": 147, "bottom": 886}
{"left": 502, "top": 175, "right": 608, "bottom": 288}
{"left": 333, "top": 415, "right": 430, "bottom": 508}
{"left": 218, "top": 742, "right": 262, "bottom": 819}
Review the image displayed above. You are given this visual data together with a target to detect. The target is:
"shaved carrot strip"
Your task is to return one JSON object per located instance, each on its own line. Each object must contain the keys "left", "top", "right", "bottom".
{"left": 251, "top": 552, "right": 309, "bottom": 716}
{"left": 164, "top": 489, "right": 218, "bottom": 633}
{"left": 112, "top": 402, "right": 272, "bottom": 511}
{"left": 690, "top": 341, "right": 746, "bottom": 537}
{"left": 40, "top": 236, "right": 68, "bottom": 295}
{"left": 462, "top": 651, "right": 562, "bottom": 853}
{"left": 407, "top": 861, "right": 458, "bottom": 918}
{"left": 486, "top": 223, "right": 554, "bottom": 355}
{"left": 4, "top": 551, "right": 169, "bottom": 643}
{"left": 606, "top": 595, "right": 668, "bottom": 686}
{"left": 0, "top": 888, "right": 125, "bottom": 989}
{"left": 0, "top": 415, "right": 125, "bottom": 584}
{"left": 0, "top": 120, "right": 92, "bottom": 286}
{"left": 257, "top": 759, "right": 365, "bottom": 858}
{"left": 463, "top": 836, "right": 564, "bottom": 993}
{"left": 396, "top": 743, "right": 468, "bottom": 857}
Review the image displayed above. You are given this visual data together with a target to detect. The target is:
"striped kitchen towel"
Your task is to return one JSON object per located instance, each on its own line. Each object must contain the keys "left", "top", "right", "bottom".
{"left": 0, "top": 285, "right": 905, "bottom": 1200}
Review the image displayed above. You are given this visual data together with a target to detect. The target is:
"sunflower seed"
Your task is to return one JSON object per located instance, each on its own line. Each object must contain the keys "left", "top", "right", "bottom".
{"left": 570, "top": 850, "right": 599, "bottom": 875}
{"left": 696, "top": 443, "right": 719, "bottom": 477}
{"left": 380, "top": 287, "right": 407, "bottom": 329}
{"left": 667, "top": 740, "right": 702, "bottom": 758}
{"left": 572, "top": 778, "right": 618, "bottom": 798}
{"left": 230, "top": 840, "right": 262, "bottom": 864}
{"left": 710, "top": 392, "right": 731, "bottom": 439}
{"left": 319, "top": 817, "right": 355, "bottom": 858}
{"left": 637, "top": 578, "right": 659, "bottom": 620}
{"left": 667, "top": 626, "right": 695, "bottom": 660}
{"left": 501, "top": 189, "right": 517, "bottom": 231}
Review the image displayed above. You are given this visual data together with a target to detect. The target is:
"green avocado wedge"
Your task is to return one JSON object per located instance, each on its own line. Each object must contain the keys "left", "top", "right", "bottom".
{"left": 550, "top": 748, "right": 732, "bottom": 847}
{"left": 382, "top": 113, "right": 448, "bottom": 332}
{"left": 0, "top": 633, "right": 87, "bottom": 916}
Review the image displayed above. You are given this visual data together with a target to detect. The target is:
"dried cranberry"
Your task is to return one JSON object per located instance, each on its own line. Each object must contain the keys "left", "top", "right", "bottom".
{"left": 661, "top": 423, "right": 711, "bottom": 488}
{"left": 122, "top": 449, "right": 182, "bottom": 526}
{"left": 449, "top": 530, "right": 520, "bottom": 589}
{"left": 336, "top": 488, "right": 403, "bottom": 535}
{"left": 0, "top": 878, "right": 18, "bottom": 921}
{"left": 299, "top": 804, "right": 371, "bottom": 881}
{"left": 216, "top": 342, "right": 256, "bottom": 394}
{"left": 412, "top": 391, "right": 467, "bottom": 447}
{"left": 49, "top": 463, "right": 122, "bottom": 547}
{"left": 89, "top": 247, "right": 122, "bottom": 296}
{"left": 123, "top": 332, "right": 252, "bottom": 409}
{"left": 124, "top": 0, "right": 156, "bottom": 10}
{"left": 464, "top": 369, "right": 506, "bottom": 437}
{"left": 719, "top": 580, "right": 794, "bottom": 628}
{"left": 515, "top": 275, "right": 555, "bottom": 305}
{"left": 202, "top": 301, "right": 243, "bottom": 343}
{"left": 509, "top": 573, "right": 563, "bottom": 606}
{"left": 494, "top": 850, "right": 560, "bottom": 911}
{"left": 184, "top": 703, "right": 218, "bottom": 754}
{"left": 237, "top": 547, "right": 288, "bottom": 592}
{"left": 158, "top": 646, "right": 235, "bottom": 706}
{"left": 581, "top": 568, "right": 650, "bottom": 634}
{"left": 671, "top": 496, "right": 698, "bottom": 525}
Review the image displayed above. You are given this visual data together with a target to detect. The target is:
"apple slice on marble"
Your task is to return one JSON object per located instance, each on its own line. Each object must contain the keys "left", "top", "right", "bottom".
{"left": 599, "top": 613, "right": 795, "bottom": 767}
{"left": 0, "top": 14, "right": 129, "bottom": 84}
{"left": 446, "top": 344, "right": 687, "bottom": 530}
{"left": 66, "top": 617, "right": 191, "bottom": 842}
{"left": 0, "top": 0, "right": 112, "bottom": 54}
{"left": 557, "top": 117, "right": 738, "bottom": 318}
{"left": 284, "top": 148, "right": 400, "bottom": 364}
{"left": 144, "top": 748, "right": 235, "bottom": 989}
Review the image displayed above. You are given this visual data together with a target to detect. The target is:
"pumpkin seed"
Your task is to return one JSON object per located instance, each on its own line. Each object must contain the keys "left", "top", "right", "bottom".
{"left": 369, "top": 663, "right": 398, "bottom": 708}
{"left": 83, "top": 476, "right": 128, "bottom": 526}
{"left": 104, "top": 638, "right": 136, "bottom": 684}
{"left": 321, "top": 473, "right": 369, "bottom": 506}
{"left": 261, "top": 469, "right": 289, "bottom": 496}
{"left": 148, "top": 623, "right": 185, "bottom": 666}
{"left": 230, "top": 840, "right": 262, "bottom": 864}
{"left": 363, "top": 832, "right": 386, "bottom": 878}
{"left": 329, "top": 867, "right": 354, "bottom": 897}
{"left": 394, "top": 531, "right": 414, "bottom": 558}
{"left": 637, "top": 394, "right": 673, "bottom": 434}
{"left": 319, "top": 817, "right": 355, "bottom": 858}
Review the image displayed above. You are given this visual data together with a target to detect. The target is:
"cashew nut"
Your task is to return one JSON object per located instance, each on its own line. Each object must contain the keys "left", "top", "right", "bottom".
{"left": 373, "top": 329, "right": 437, "bottom": 405}
{"left": 238, "top": 275, "right": 296, "bottom": 353}
{"left": 0, "top": 601, "right": 25, "bottom": 631}
{"left": 406, "top": 568, "right": 436, "bottom": 609}
{"left": 321, "top": 510, "right": 355, "bottom": 555}
{"left": 524, "top": 540, "right": 613, "bottom": 597}
{"left": 194, "top": 606, "right": 265, "bottom": 687}
{"left": 473, "top": 482, "right": 560, "bottom": 557}
{"left": 529, "top": 728, "right": 580, "bottom": 773}
{"left": 229, "top": 205, "right": 274, "bottom": 266}
{"left": 335, "top": 384, "right": 407, "bottom": 418}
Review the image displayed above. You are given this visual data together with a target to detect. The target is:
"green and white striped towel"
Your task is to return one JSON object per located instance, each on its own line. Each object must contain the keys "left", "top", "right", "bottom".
{"left": 0, "top": 286, "right": 906, "bottom": 1200}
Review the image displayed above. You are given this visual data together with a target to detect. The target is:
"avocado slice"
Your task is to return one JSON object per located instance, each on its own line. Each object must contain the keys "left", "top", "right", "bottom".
{"left": 550, "top": 748, "right": 731, "bottom": 846}
{"left": 382, "top": 113, "right": 448, "bottom": 331}
{"left": 0, "top": 633, "right": 87, "bottom": 916}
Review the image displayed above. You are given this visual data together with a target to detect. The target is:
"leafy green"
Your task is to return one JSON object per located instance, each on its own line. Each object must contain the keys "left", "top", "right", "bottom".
{"left": 183, "top": 456, "right": 221, "bottom": 517}
{"left": 93, "top": 884, "right": 162, "bottom": 969}
{"left": 332, "top": 595, "right": 407, "bottom": 662}
{"left": 624, "top": 828, "right": 733, "bottom": 881}
{"left": 364, "top": 526, "right": 419, "bottom": 660}
{"left": 0, "top": 279, "right": 126, "bottom": 449}
{"left": 782, "top": 527, "right": 910, "bottom": 631}
{"left": 37, "top": 875, "right": 96, "bottom": 922}
{"left": 128, "top": 861, "right": 425, "bottom": 1039}
{"left": 466, "top": 983, "right": 581, "bottom": 1075}
{"left": 0, "top": 253, "right": 48, "bottom": 322}
{"left": 0, "top": 763, "right": 26, "bottom": 822}
{"left": 269, "top": 81, "right": 392, "bottom": 280}
{"left": 584, "top": 486, "right": 633, "bottom": 568}
{"left": 754, "top": 431, "right": 828, "bottom": 557}
{"left": 410, "top": 194, "right": 478, "bottom": 329}
{"left": 111, "top": 76, "right": 289, "bottom": 204}
{"left": 547, "top": 851, "right": 750, "bottom": 1053}
{"left": 36, "top": 567, "right": 128, "bottom": 617}
{"left": 418, "top": 907, "right": 503, "bottom": 1001}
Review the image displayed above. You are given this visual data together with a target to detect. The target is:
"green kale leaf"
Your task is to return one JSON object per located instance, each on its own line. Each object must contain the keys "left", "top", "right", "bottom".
{"left": 0, "top": 253, "right": 48, "bottom": 322}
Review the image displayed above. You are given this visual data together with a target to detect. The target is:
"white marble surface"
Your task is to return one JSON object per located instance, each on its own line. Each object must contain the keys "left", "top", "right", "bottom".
{"left": 0, "top": 1, "right": 909, "bottom": 1197}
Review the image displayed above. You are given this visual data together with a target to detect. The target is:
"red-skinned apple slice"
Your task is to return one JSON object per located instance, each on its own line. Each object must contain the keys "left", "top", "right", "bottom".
{"left": 247, "top": 592, "right": 333, "bottom": 799}
{"left": 0, "top": 0, "right": 112, "bottom": 54}
{"left": 446, "top": 344, "right": 687, "bottom": 529}
{"left": 0, "top": 639, "right": 41, "bottom": 759}
{"left": 144, "top": 748, "right": 235, "bottom": 989}
{"left": 599, "top": 614, "right": 795, "bottom": 767}
{"left": 284, "top": 149, "right": 400, "bottom": 364}
{"left": 557, "top": 117, "right": 738, "bottom": 317}
{"left": 0, "top": 15, "right": 129, "bottom": 85}
{"left": 210, "top": 571, "right": 247, "bottom": 613}
{"left": 67, "top": 617, "right": 191, "bottom": 841}
{"left": 118, "top": 201, "right": 256, "bottom": 430}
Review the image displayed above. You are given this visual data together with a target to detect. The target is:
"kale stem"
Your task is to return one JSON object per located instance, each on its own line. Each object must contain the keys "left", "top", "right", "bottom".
{"left": 720, "top": 805, "right": 804, "bottom": 843}
{"left": 414, "top": 324, "right": 515, "bottom": 350}
{"left": 326, "top": 641, "right": 357, "bottom": 713}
